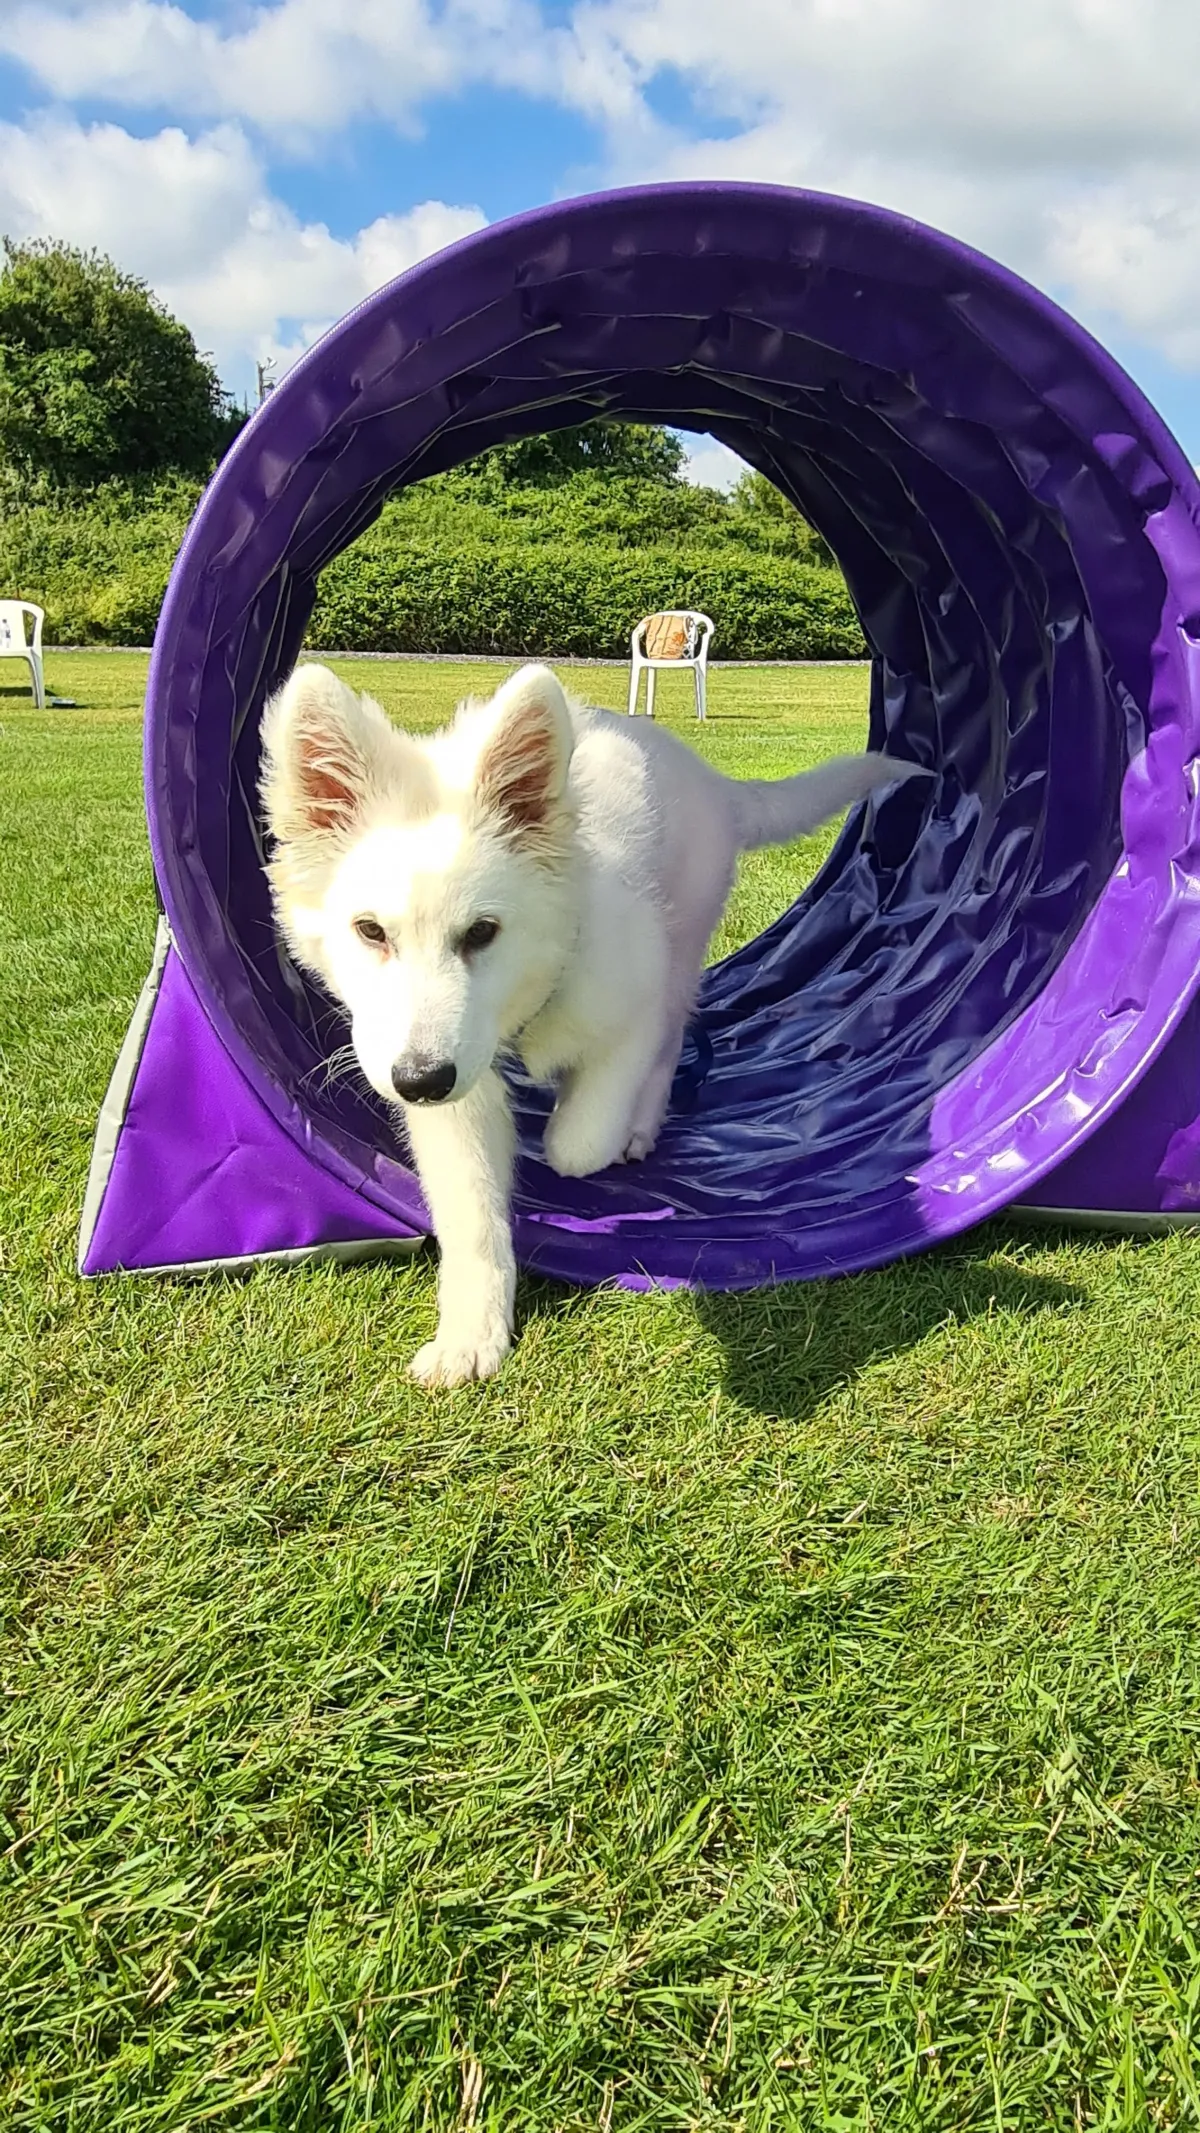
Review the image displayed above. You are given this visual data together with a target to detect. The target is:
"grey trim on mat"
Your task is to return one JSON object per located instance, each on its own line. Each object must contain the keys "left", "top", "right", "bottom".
{"left": 1011, "top": 1203, "right": 1200, "bottom": 1236}
{"left": 77, "top": 915, "right": 172, "bottom": 1274}
{"left": 98, "top": 1235, "right": 425, "bottom": 1279}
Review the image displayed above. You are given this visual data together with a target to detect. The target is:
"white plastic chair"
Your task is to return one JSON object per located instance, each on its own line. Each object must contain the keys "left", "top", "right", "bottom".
{"left": 627, "top": 609, "right": 714, "bottom": 721}
{"left": 0, "top": 601, "right": 45, "bottom": 708}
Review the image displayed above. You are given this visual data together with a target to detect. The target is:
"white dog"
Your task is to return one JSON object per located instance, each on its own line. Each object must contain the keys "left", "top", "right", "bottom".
{"left": 261, "top": 661, "right": 924, "bottom": 1386}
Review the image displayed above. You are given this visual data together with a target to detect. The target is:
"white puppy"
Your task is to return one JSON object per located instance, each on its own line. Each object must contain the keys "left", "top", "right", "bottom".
{"left": 261, "top": 661, "right": 924, "bottom": 1386}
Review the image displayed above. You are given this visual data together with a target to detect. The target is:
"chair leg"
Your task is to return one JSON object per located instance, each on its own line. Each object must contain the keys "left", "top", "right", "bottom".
{"left": 696, "top": 666, "right": 706, "bottom": 721}
{"left": 646, "top": 669, "right": 656, "bottom": 718}
{"left": 627, "top": 662, "right": 640, "bottom": 716}
{"left": 28, "top": 654, "right": 46, "bottom": 710}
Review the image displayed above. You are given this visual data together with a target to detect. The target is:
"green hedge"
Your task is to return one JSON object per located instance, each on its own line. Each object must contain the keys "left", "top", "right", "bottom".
{"left": 311, "top": 542, "right": 866, "bottom": 660}
{"left": 0, "top": 479, "right": 866, "bottom": 659}
{"left": 0, "top": 475, "right": 200, "bottom": 643}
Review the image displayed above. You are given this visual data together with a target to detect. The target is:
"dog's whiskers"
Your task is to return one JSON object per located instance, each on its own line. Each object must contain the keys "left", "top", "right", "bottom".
{"left": 302, "top": 1044, "right": 362, "bottom": 1096}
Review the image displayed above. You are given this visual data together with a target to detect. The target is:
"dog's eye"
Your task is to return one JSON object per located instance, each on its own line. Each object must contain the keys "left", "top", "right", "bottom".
{"left": 353, "top": 917, "right": 388, "bottom": 947}
{"left": 461, "top": 917, "right": 500, "bottom": 955}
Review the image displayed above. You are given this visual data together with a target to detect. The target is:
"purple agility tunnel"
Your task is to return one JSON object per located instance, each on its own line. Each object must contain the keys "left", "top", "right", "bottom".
{"left": 80, "top": 183, "right": 1200, "bottom": 1289}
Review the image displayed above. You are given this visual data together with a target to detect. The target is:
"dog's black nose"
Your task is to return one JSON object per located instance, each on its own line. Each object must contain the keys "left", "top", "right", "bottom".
{"left": 391, "top": 1056, "right": 457, "bottom": 1104}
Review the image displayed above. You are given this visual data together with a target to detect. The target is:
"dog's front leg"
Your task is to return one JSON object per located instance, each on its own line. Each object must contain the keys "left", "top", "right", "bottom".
{"left": 403, "top": 1068, "right": 516, "bottom": 1388}
{"left": 543, "top": 1016, "right": 667, "bottom": 1178}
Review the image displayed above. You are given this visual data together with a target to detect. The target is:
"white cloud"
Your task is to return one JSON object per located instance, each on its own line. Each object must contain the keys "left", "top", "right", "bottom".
{"left": 680, "top": 437, "right": 748, "bottom": 492}
{"left": 0, "top": 0, "right": 564, "bottom": 146}
{"left": 5, "top": 0, "right": 1200, "bottom": 385}
{"left": 0, "top": 113, "right": 485, "bottom": 389}
{"left": 585, "top": 0, "right": 1200, "bottom": 173}
{"left": 1047, "top": 182, "right": 1200, "bottom": 370}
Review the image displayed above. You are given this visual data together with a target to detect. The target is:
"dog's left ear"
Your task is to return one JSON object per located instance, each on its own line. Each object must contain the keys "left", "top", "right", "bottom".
{"left": 475, "top": 665, "right": 574, "bottom": 847}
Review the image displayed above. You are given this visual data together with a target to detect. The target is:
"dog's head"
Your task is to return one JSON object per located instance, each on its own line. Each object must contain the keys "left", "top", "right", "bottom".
{"left": 260, "top": 661, "right": 578, "bottom": 1106}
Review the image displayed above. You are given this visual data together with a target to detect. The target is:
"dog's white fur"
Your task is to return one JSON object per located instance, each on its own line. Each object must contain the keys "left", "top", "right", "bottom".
{"left": 261, "top": 661, "right": 925, "bottom": 1386}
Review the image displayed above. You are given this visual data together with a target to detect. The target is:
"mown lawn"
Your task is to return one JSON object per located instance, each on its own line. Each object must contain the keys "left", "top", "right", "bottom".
{"left": 3, "top": 651, "right": 1200, "bottom": 2131}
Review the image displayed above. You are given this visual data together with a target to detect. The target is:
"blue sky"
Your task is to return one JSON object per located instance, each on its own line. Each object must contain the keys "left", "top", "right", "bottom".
{"left": 2, "top": 0, "right": 1198, "bottom": 482}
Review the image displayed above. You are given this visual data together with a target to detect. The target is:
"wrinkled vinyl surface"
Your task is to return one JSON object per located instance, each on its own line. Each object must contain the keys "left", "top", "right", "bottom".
{"left": 145, "top": 183, "right": 1200, "bottom": 1288}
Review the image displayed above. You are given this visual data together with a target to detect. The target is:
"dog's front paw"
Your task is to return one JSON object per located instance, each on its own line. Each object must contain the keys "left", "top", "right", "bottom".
{"left": 543, "top": 1106, "right": 625, "bottom": 1179}
{"left": 410, "top": 1316, "right": 512, "bottom": 1388}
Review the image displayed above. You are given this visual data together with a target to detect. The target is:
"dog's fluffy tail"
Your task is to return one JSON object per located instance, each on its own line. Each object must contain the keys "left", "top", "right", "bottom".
{"left": 732, "top": 752, "right": 929, "bottom": 853}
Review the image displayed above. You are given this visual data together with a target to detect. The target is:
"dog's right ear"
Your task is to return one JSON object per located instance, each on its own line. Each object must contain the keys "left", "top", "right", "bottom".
{"left": 473, "top": 664, "right": 575, "bottom": 855}
{"left": 260, "top": 664, "right": 428, "bottom": 848}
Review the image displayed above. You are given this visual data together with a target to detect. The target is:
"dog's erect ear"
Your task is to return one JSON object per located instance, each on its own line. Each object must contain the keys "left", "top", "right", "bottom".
{"left": 260, "top": 663, "right": 427, "bottom": 847}
{"left": 474, "top": 665, "right": 574, "bottom": 848}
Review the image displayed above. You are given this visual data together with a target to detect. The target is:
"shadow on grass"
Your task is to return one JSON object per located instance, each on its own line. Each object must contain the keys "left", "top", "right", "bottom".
{"left": 692, "top": 1231, "right": 1087, "bottom": 1422}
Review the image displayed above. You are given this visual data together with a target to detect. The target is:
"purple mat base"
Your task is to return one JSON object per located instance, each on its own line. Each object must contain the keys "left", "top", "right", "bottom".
{"left": 80, "top": 936, "right": 420, "bottom": 1275}
{"left": 1018, "top": 996, "right": 1200, "bottom": 1223}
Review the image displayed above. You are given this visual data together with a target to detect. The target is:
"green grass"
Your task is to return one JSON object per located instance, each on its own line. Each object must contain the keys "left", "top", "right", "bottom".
{"left": 4, "top": 652, "right": 1200, "bottom": 2130}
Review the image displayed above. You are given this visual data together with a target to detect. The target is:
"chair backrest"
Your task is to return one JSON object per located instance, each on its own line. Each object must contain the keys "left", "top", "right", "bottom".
{"left": 640, "top": 609, "right": 712, "bottom": 661}
{"left": 0, "top": 600, "right": 41, "bottom": 654}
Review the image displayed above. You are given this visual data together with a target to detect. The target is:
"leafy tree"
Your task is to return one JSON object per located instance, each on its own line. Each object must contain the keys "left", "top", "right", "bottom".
{"left": 0, "top": 237, "right": 241, "bottom": 485}
{"left": 731, "top": 467, "right": 835, "bottom": 565}
{"left": 455, "top": 419, "right": 686, "bottom": 492}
